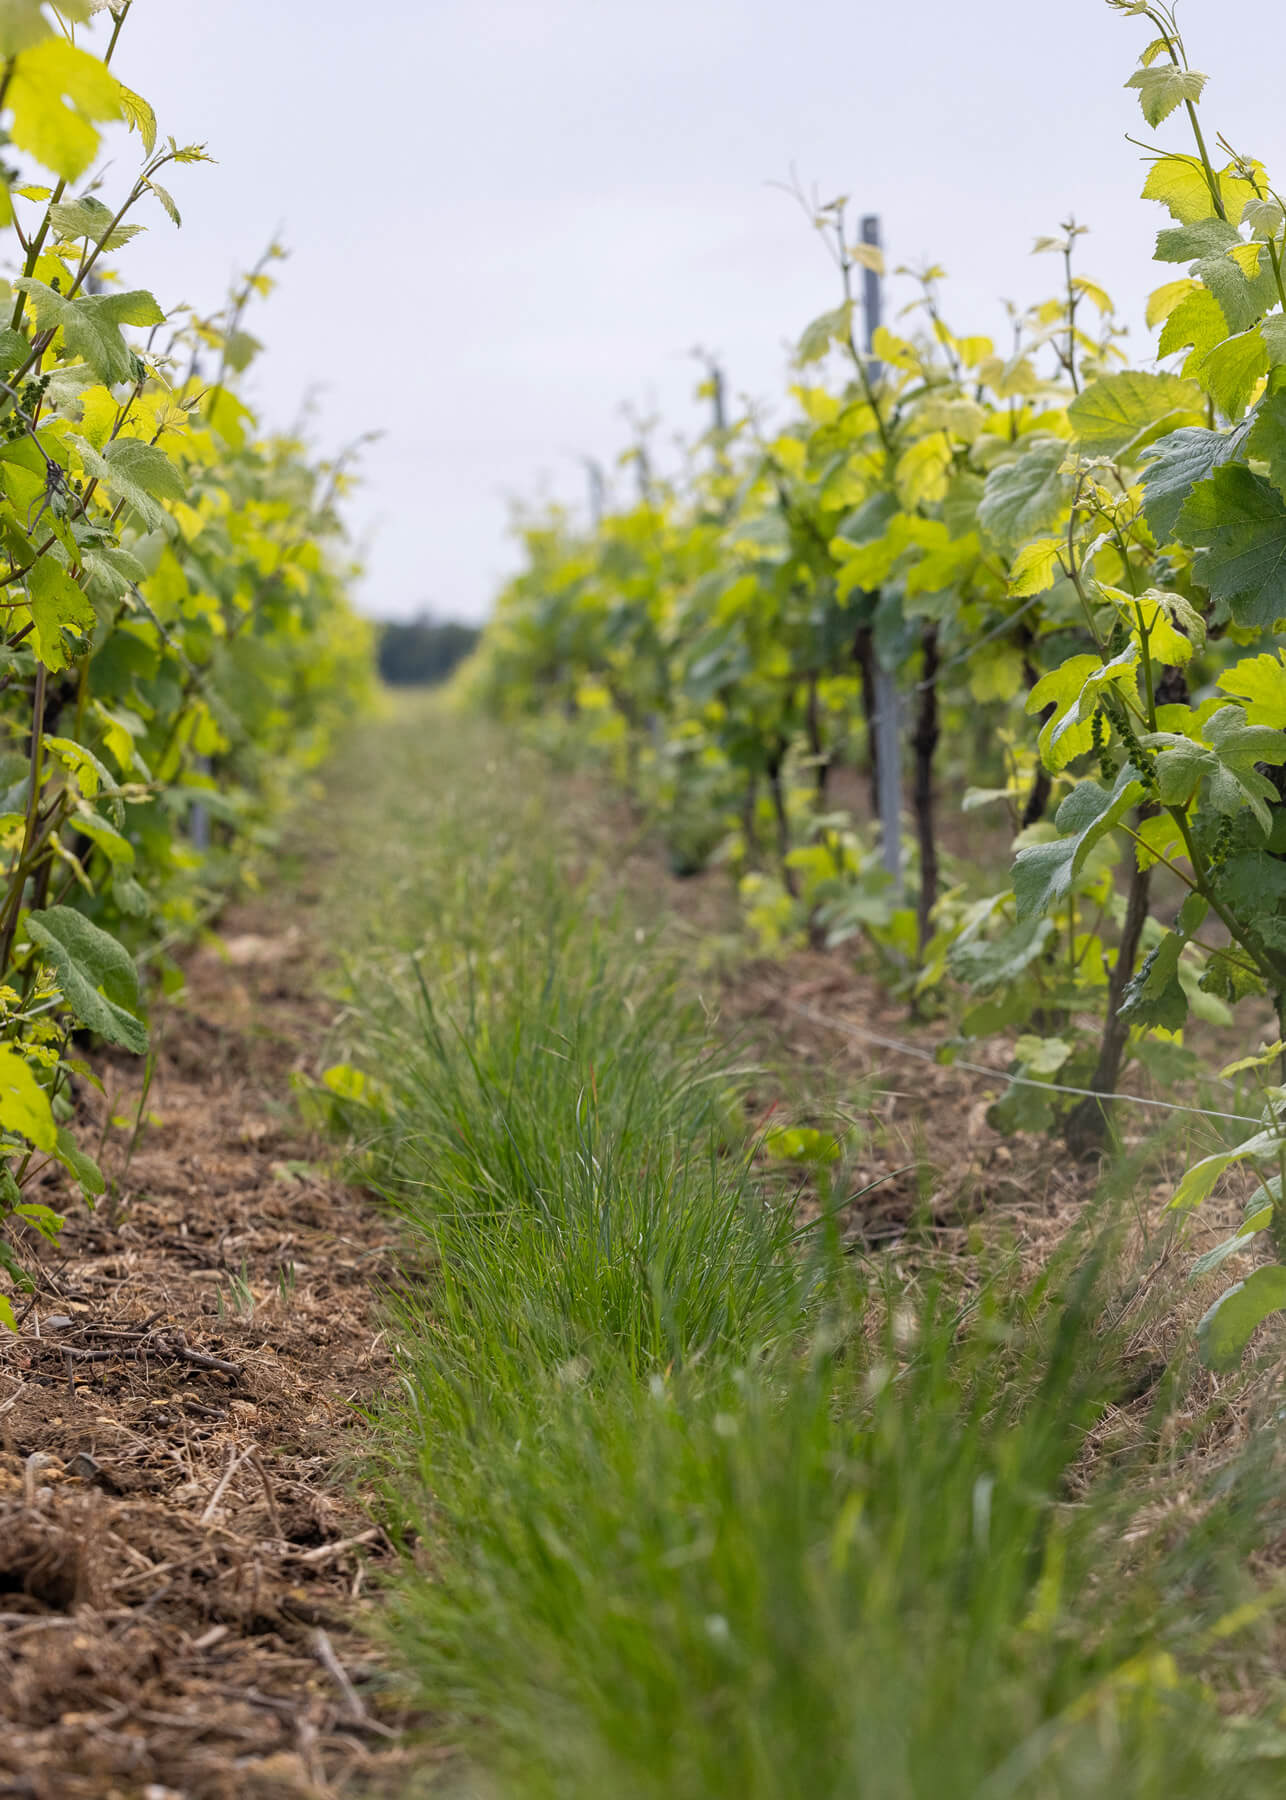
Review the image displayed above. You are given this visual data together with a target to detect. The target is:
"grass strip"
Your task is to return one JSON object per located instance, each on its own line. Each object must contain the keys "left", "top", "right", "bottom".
{"left": 315, "top": 701, "right": 1286, "bottom": 1799}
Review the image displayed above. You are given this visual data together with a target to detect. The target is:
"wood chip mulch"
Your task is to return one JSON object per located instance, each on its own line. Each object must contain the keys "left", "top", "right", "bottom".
{"left": 0, "top": 907, "right": 440, "bottom": 1800}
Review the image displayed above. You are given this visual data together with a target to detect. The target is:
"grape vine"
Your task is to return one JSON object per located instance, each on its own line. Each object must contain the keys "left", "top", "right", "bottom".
{"left": 470, "top": 0, "right": 1286, "bottom": 1368}
{"left": 0, "top": 1, "right": 370, "bottom": 1324}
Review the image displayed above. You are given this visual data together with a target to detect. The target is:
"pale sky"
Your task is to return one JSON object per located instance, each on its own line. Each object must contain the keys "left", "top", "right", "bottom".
{"left": 95, "top": 1, "right": 1284, "bottom": 622}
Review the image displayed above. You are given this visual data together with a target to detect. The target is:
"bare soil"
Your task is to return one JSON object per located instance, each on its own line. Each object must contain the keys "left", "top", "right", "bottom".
{"left": 0, "top": 909, "right": 436, "bottom": 1800}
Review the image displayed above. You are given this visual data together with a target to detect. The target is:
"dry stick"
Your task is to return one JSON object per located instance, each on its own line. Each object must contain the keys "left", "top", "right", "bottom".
{"left": 289, "top": 1528, "right": 384, "bottom": 1566}
{"left": 312, "top": 1629, "right": 396, "bottom": 1736}
{"left": 250, "top": 1449, "right": 284, "bottom": 1541}
{"left": 199, "top": 1443, "right": 255, "bottom": 1526}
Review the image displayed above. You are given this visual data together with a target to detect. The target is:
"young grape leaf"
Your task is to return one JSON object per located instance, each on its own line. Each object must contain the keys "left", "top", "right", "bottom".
{"left": 1067, "top": 370, "right": 1203, "bottom": 457}
{"left": 1197, "top": 1264, "right": 1286, "bottom": 1371}
{"left": 14, "top": 280, "right": 164, "bottom": 386}
{"left": 1012, "top": 771, "right": 1146, "bottom": 920}
{"left": 1119, "top": 933, "right": 1188, "bottom": 1030}
{"left": 977, "top": 438, "right": 1071, "bottom": 552}
{"left": 1218, "top": 651, "right": 1286, "bottom": 727}
{"left": 48, "top": 195, "right": 142, "bottom": 250}
{"left": 27, "top": 557, "right": 95, "bottom": 673}
{"left": 1143, "top": 156, "right": 1220, "bottom": 226}
{"left": 0, "top": 1046, "right": 56, "bottom": 1151}
{"left": 1198, "top": 327, "right": 1269, "bottom": 419}
{"left": 1125, "top": 64, "right": 1207, "bottom": 128}
{"left": 1158, "top": 286, "right": 1227, "bottom": 365}
{"left": 7, "top": 37, "right": 122, "bottom": 182}
{"left": 25, "top": 905, "right": 148, "bottom": 1054}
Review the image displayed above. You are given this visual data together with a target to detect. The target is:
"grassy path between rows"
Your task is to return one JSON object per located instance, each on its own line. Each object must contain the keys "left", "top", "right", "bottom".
{"left": 316, "top": 699, "right": 1286, "bottom": 1799}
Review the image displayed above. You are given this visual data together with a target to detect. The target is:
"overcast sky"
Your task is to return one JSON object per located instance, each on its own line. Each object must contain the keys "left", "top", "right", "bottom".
{"left": 98, "top": 1, "right": 1283, "bottom": 623}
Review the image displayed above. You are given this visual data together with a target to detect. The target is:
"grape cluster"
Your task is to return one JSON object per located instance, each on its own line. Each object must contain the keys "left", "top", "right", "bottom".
{"left": 1, "top": 374, "right": 51, "bottom": 442}
{"left": 1105, "top": 699, "right": 1158, "bottom": 792}
{"left": 1207, "top": 814, "right": 1235, "bottom": 876}
{"left": 1091, "top": 708, "right": 1117, "bottom": 783}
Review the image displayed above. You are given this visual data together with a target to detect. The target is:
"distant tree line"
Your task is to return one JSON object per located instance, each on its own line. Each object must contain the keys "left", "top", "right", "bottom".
{"left": 377, "top": 613, "right": 481, "bottom": 687}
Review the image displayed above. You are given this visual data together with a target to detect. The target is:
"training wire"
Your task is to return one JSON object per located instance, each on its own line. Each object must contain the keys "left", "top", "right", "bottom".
{"left": 784, "top": 999, "right": 1268, "bottom": 1128}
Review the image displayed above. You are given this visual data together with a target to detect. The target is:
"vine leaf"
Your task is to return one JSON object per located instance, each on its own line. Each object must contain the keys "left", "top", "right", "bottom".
{"left": 0, "top": 1046, "right": 56, "bottom": 1152}
{"left": 1218, "top": 651, "right": 1286, "bottom": 728}
{"left": 1125, "top": 64, "right": 1207, "bottom": 128}
{"left": 7, "top": 36, "right": 122, "bottom": 182}
{"left": 1139, "top": 423, "right": 1248, "bottom": 542}
{"left": 27, "top": 557, "right": 95, "bottom": 673}
{"left": 25, "top": 906, "right": 148, "bottom": 1054}
{"left": 1067, "top": 370, "right": 1203, "bottom": 457}
{"left": 14, "top": 280, "right": 164, "bottom": 385}
{"left": 1177, "top": 464, "right": 1286, "bottom": 629}
{"left": 977, "top": 437, "right": 1070, "bottom": 552}
{"left": 1012, "top": 771, "right": 1146, "bottom": 920}
{"left": 1197, "top": 1264, "right": 1286, "bottom": 1371}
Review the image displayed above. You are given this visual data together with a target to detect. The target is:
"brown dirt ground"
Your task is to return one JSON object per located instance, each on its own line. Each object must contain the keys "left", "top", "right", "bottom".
{"left": 0, "top": 908, "right": 440, "bottom": 1800}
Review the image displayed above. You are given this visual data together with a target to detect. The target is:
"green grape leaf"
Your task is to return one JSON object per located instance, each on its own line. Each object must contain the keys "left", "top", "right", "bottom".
{"left": 0, "top": 1045, "right": 55, "bottom": 1150}
{"left": 1012, "top": 771, "right": 1146, "bottom": 920}
{"left": 25, "top": 905, "right": 148, "bottom": 1053}
{"left": 53, "top": 1123, "right": 104, "bottom": 1198}
{"left": 1177, "top": 464, "right": 1286, "bottom": 629}
{"left": 1191, "top": 250, "right": 1277, "bottom": 337}
{"left": 1198, "top": 327, "right": 1269, "bottom": 419}
{"left": 1067, "top": 370, "right": 1203, "bottom": 457}
{"left": 0, "top": 328, "right": 31, "bottom": 375}
{"left": 1143, "top": 706, "right": 1286, "bottom": 832}
{"left": 73, "top": 436, "right": 172, "bottom": 531}
{"left": 27, "top": 556, "right": 95, "bottom": 672}
{"left": 1217, "top": 851, "right": 1286, "bottom": 946}
{"left": 950, "top": 914, "right": 1052, "bottom": 992}
{"left": 1125, "top": 64, "right": 1207, "bottom": 128}
{"left": 1200, "top": 947, "right": 1264, "bottom": 1003}
{"left": 103, "top": 438, "right": 185, "bottom": 503}
{"left": 977, "top": 437, "right": 1071, "bottom": 552}
{"left": 48, "top": 194, "right": 142, "bottom": 250}
{"left": 1247, "top": 390, "right": 1286, "bottom": 501}
{"left": 81, "top": 541, "right": 148, "bottom": 601}
{"left": 1139, "top": 423, "right": 1248, "bottom": 542}
{"left": 1197, "top": 1264, "right": 1286, "bottom": 1371}
{"left": 1158, "top": 286, "right": 1228, "bottom": 365}
{"left": 1119, "top": 932, "right": 1188, "bottom": 1031}
{"left": 14, "top": 280, "right": 164, "bottom": 385}
{"left": 1154, "top": 218, "right": 1242, "bottom": 264}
